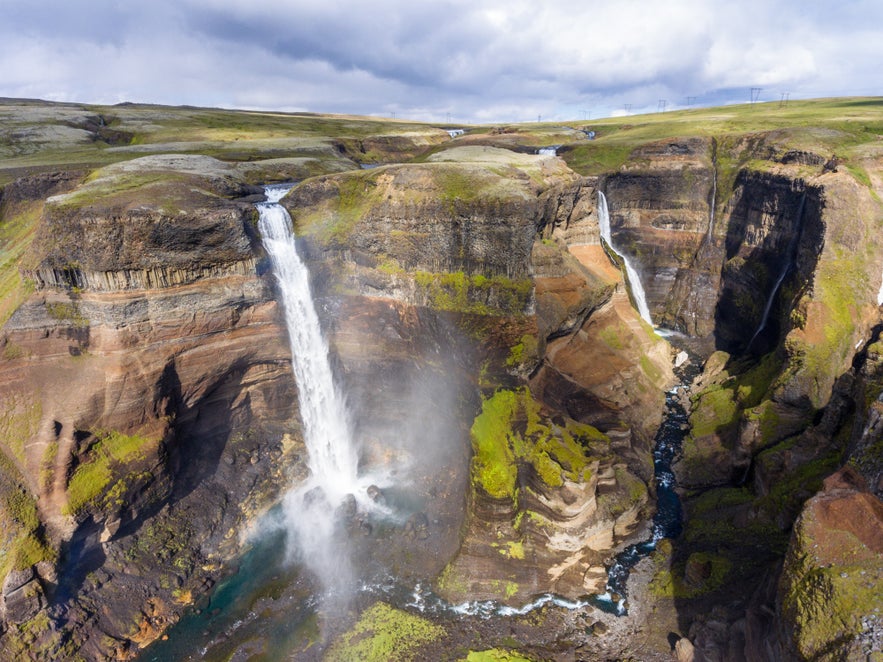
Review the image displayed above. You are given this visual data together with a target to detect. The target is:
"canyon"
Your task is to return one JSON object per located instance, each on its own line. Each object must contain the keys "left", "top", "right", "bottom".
{"left": 0, "top": 98, "right": 881, "bottom": 660}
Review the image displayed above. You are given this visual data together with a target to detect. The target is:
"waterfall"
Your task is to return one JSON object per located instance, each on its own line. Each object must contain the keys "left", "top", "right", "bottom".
{"left": 257, "top": 184, "right": 381, "bottom": 596}
{"left": 598, "top": 192, "right": 653, "bottom": 325}
{"left": 257, "top": 185, "right": 359, "bottom": 499}
{"left": 747, "top": 192, "right": 806, "bottom": 350}
{"left": 537, "top": 145, "right": 559, "bottom": 156}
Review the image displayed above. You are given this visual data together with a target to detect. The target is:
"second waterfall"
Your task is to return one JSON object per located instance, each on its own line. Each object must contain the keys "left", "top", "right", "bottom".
{"left": 597, "top": 191, "right": 653, "bottom": 326}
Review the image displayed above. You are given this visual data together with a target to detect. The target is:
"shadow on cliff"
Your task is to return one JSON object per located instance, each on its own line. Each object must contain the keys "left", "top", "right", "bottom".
{"left": 713, "top": 174, "right": 824, "bottom": 357}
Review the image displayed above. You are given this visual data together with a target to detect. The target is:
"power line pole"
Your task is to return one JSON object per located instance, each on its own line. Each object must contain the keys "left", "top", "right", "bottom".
{"left": 624, "top": 103, "right": 632, "bottom": 115}
{"left": 658, "top": 99, "right": 667, "bottom": 113}
{"left": 779, "top": 92, "right": 790, "bottom": 108}
{"left": 750, "top": 87, "right": 762, "bottom": 104}
{"left": 686, "top": 96, "right": 696, "bottom": 107}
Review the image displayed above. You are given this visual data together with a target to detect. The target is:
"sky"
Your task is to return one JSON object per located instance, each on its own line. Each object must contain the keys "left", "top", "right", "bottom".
{"left": 1, "top": 0, "right": 882, "bottom": 123}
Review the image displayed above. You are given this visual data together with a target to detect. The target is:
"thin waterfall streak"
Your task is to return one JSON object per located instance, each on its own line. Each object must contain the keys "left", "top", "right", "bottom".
{"left": 748, "top": 192, "right": 807, "bottom": 349}
{"left": 598, "top": 192, "right": 653, "bottom": 325}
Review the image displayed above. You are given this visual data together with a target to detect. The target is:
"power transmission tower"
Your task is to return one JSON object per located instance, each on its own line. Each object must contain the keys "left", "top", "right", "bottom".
{"left": 779, "top": 92, "right": 790, "bottom": 108}
{"left": 658, "top": 99, "right": 667, "bottom": 113}
{"left": 686, "top": 96, "right": 696, "bottom": 107}
{"left": 624, "top": 103, "right": 632, "bottom": 115}
{"left": 750, "top": 88, "right": 762, "bottom": 104}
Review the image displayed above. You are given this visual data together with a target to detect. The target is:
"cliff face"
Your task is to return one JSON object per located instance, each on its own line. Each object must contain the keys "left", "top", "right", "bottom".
{"left": 603, "top": 137, "right": 717, "bottom": 336}
{"left": 0, "top": 158, "right": 304, "bottom": 659}
{"left": 284, "top": 147, "right": 673, "bottom": 605}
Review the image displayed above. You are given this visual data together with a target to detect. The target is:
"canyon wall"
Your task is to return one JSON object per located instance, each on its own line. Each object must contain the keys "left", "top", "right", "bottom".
{"left": 0, "top": 114, "right": 881, "bottom": 660}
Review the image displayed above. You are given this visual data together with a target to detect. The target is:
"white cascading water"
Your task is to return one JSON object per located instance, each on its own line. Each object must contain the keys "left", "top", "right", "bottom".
{"left": 257, "top": 184, "right": 381, "bottom": 595}
{"left": 258, "top": 185, "right": 359, "bottom": 499}
{"left": 598, "top": 191, "right": 653, "bottom": 325}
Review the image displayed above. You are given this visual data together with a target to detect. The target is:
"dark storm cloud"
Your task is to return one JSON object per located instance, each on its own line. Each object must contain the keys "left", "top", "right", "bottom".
{"left": 1, "top": 0, "right": 882, "bottom": 121}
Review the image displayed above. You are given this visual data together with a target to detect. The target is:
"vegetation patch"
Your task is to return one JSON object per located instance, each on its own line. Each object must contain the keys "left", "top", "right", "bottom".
{"left": 470, "top": 388, "right": 607, "bottom": 500}
{"left": 0, "top": 395, "right": 42, "bottom": 464}
{"left": 45, "top": 300, "right": 88, "bottom": 327}
{"left": 506, "top": 334, "right": 538, "bottom": 368}
{"left": 464, "top": 649, "right": 536, "bottom": 662}
{"left": 65, "top": 429, "right": 158, "bottom": 515}
{"left": 648, "top": 552, "right": 732, "bottom": 598}
{"left": 324, "top": 602, "right": 445, "bottom": 662}
{"left": 414, "top": 270, "right": 533, "bottom": 316}
{"left": 0, "top": 454, "right": 55, "bottom": 579}
{"left": 0, "top": 202, "right": 40, "bottom": 326}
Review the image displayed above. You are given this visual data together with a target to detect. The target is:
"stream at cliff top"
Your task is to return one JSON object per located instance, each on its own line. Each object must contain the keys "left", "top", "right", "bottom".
{"left": 140, "top": 188, "right": 693, "bottom": 658}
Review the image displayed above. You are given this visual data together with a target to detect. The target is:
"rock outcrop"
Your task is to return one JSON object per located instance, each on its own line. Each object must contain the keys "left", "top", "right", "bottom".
{"left": 778, "top": 467, "right": 883, "bottom": 660}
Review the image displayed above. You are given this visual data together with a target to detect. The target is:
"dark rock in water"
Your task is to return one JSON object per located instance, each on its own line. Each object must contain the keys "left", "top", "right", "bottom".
{"left": 357, "top": 519, "right": 373, "bottom": 537}
{"left": 302, "top": 486, "right": 327, "bottom": 508}
{"left": 336, "top": 494, "right": 357, "bottom": 520}
{"left": 404, "top": 512, "right": 429, "bottom": 539}
{"left": 366, "top": 485, "right": 384, "bottom": 503}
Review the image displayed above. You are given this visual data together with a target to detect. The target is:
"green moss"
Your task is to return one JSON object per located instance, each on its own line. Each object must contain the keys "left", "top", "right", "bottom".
{"left": 689, "top": 384, "right": 739, "bottom": 439}
{"left": 0, "top": 202, "right": 41, "bottom": 327}
{"left": 506, "top": 334, "right": 538, "bottom": 367}
{"left": 756, "top": 441, "right": 842, "bottom": 519}
{"left": 640, "top": 353, "right": 662, "bottom": 384}
{"left": 471, "top": 390, "right": 519, "bottom": 500}
{"left": 734, "top": 351, "right": 783, "bottom": 408}
{"left": 688, "top": 487, "right": 754, "bottom": 518}
{"left": 781, "top": 515, "right": 883, "bottom": 660}
{"left": 0, "top": 397, "right": 42, "bottom": 464}
{"left": 45, "top": 300, "right": 88, "bottom": 327}
{"left": 470, "top": 388, "right": 605, "bottom": 500}
{"left": 504, "top": 541, "right": 524, "bottom": 560}
{"left": 648, "top": 552, "right": 732, "bottom": 598}
{"left": 796, "top": 245, "right": 868, "bottom": 405}
{"left": 2, "top": 340, "right": 26, "bottom": 360}
{"left": 464, "top": 649, "right": 536, "bottom": 662}
{"left": 325, "top": 602, "right": 445, "bottom": 662}
{"left": 413, "top": 270, "right": 533, "bottom": 316}
{"left": 598, "top": 325, "right": 624, "bottom": 350}
{"left": 64, "top": 429, "right": 157, "bottom": 515}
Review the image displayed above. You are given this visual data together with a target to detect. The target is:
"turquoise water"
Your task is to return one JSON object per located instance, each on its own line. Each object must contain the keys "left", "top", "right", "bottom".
{"left": 137, "top": 528, "right": 320, "bottom": 661}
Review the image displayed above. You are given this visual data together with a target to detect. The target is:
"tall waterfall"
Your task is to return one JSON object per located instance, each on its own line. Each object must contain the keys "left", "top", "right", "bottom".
{"left": 257, "top": 184, "right": 375, "bottom": 595}
{"left": 257, "top": 185, "right": 359, "bottom": 500}
{"left": 598, "top": 192, "right": 653, "bottom": 325}
{"left": 747, "top": 192, "right": 806, "bottom": 350}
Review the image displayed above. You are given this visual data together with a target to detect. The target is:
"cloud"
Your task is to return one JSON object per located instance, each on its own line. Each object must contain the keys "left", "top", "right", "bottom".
{"left": 1, "top": 0, "right": 881, "bottom": 122}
